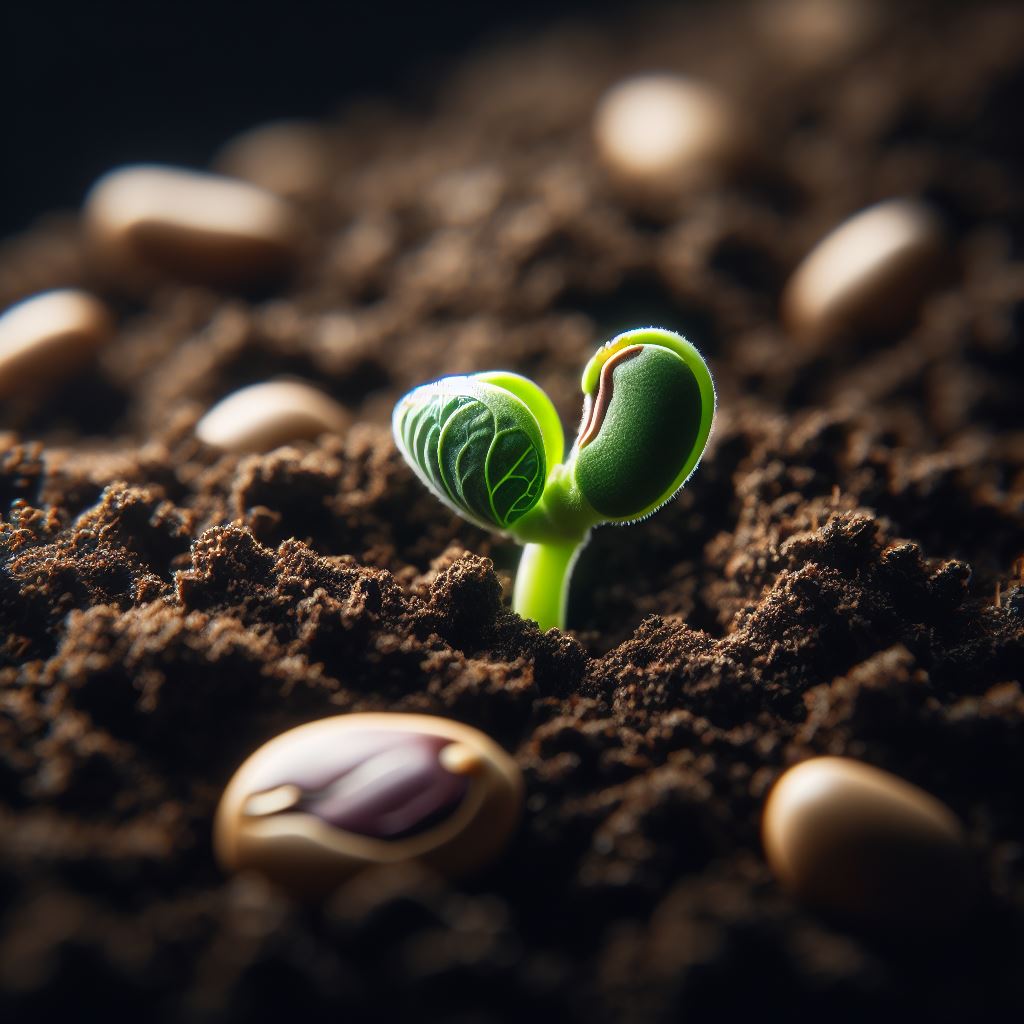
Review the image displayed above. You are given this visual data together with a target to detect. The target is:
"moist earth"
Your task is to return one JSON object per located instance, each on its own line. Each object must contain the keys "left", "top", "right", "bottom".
{"left": 2, "top": 2, "right": 1024, "bottom": 1021}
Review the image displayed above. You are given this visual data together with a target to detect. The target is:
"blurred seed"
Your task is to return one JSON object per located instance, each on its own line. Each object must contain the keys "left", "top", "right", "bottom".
{"left": 762, "top": 756, "right": 976, "bottom": 930}
{"left": 593, "top": 73, "right": 749, "bottom": 197}
{"left": 195, "top": 380, "right": 350, "bottom": 453}
{"left": 754, "top": 0, "right": 877, "bottom": 69}
{"left": 214, "top": 121, "right": 331, "bottom": 199}
{"left": 84, "top": 164, "right": 300, "bottom": 286}
{"left": 0, "top": 289, "right": 112, "bottom": 399}
{"left": 782, "top": 198, "right": 945, "bottom": 344}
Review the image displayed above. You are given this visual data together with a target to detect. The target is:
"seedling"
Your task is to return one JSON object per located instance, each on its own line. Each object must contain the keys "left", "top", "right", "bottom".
{"left": 393, "top": 327, "right": 716, "bottom": 631}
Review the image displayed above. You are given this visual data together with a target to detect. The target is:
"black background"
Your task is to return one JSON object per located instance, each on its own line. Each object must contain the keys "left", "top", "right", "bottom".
{"left": 1, "top": 0, "right": 630, "bottom": 237}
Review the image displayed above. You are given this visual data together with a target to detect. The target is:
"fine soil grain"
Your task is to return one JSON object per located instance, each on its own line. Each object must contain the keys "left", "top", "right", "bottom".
{"left": 2, "top": 2, "right": 1024, "bottom": 1021}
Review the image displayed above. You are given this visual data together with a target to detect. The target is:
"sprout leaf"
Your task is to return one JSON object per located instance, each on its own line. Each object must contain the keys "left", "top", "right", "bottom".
{"left": 394, "top": 376, "right": 546, "bottom": 532}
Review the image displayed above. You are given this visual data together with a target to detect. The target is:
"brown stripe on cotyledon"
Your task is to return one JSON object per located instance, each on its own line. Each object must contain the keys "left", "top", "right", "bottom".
{"left": 576, "top": 393, "right": 594, "bottom": 448}
{"left": 577, "top": 345, "right": 643, "bottom": 448}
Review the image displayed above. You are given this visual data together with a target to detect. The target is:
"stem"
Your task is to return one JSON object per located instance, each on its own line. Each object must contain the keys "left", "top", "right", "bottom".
{"left": 512, "top": 539, "right": 586, "bottom": 632}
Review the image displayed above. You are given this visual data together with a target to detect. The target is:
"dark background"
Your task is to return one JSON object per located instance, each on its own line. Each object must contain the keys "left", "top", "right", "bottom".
{"left": 0, "top": 0, "right": 633, "bottom": 238}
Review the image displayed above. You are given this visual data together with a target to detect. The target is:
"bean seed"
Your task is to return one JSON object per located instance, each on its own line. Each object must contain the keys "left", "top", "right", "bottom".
{"left": 195, "top": 380, "right": 350, "bottom": 453}
{"left": 214, "top": 713, "right": 523, "bottom": 897}
{"left": 783, "top": 198, "right": 944, "bottom": 343}
{"left": 0, "top": 289, "right": 112, "bottom": 399}
{"left": 763, "top": 756, "right": 976, "bottom": 929}
{"left": 85, "top": 164, "right": 300, "bottom": 286}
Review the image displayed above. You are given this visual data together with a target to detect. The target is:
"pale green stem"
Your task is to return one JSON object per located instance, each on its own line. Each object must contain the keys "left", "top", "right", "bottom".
{"left": 512, "top": 539, "right": 585, "bottom": 632}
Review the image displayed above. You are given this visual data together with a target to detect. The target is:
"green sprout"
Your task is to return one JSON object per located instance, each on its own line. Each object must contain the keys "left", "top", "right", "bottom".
{"left": 393, "top": 327, "right": 716, "bottom": 631}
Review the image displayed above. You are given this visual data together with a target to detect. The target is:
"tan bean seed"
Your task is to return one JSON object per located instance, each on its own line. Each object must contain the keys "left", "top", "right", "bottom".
{"left": 214, "top": 121, "right": 331, "bottom": 198}
{"left": 783, "top": 198, "right": 944, "bottom": 343}
{"left": 195, "top": 380, "right": 350, "bottom": 453}
{"left": 594, "top": 74, "right": 748, "bottom": 196}
{"left": 762, "top": 756, "right": 976, "bottom": 929}
{"left": 0, "top": 289, "right": 112, "bottom": 399}
{"left": 85, "top": 164, "right": 300, "bottom": 286}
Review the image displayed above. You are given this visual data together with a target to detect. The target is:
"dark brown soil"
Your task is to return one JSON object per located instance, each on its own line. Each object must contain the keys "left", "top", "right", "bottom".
{"left": 2, "top": 2, "right": 1024, "bottom": 1021}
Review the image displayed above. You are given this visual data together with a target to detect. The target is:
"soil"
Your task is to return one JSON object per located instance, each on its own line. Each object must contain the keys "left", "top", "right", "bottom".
{"left": 2, "top": 2, "right": 1024, "bottom": 1021}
